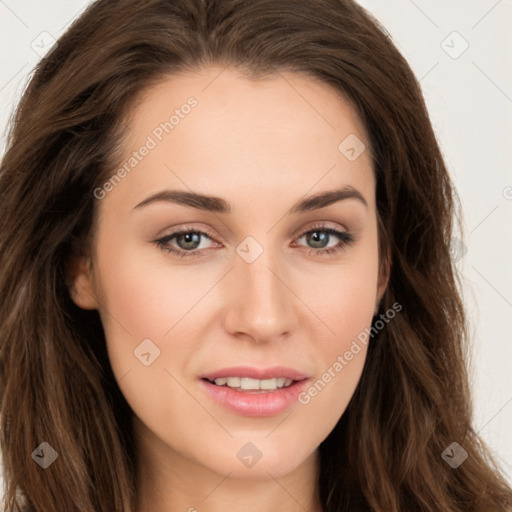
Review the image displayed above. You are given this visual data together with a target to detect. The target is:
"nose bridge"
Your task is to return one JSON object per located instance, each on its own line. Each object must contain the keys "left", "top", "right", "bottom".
{"left": 223, "top": 239, "right": 297, "bottom": 341}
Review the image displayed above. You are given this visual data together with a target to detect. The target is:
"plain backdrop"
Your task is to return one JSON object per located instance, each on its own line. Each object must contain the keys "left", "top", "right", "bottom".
{"left": 1, "top": 0, "right": 511, "bottom": 489}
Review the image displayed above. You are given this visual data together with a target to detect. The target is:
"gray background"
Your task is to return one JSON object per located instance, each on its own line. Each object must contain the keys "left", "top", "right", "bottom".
{"left": 1, "top": 0, "right": 511, "bottom": 486}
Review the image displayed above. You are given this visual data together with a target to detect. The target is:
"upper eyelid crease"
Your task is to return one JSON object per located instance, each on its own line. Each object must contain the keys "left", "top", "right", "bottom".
{"left": 133, "top": 186, "right": 368, "bottom": 214}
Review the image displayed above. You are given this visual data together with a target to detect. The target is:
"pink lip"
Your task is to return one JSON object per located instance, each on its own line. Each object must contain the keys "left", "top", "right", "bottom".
{"left": 199, "top": 378, "right": 309, "bottom": 417}
{"left": 199, "top": 365, "right": 308, "bottom": 381}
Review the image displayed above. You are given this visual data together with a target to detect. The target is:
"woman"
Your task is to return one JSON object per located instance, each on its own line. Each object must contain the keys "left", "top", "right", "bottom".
{"left": 0, "top": 0, "right": 510, "bottom": 511}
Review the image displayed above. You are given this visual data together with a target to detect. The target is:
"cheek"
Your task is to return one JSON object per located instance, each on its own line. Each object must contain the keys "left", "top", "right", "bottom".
{"left": 294, "top": 285, "right": 373, "bottom": 443}
{"left": 94, "top": 241, "right": 211, "bottom": 337}
{"left": 294, "top": 250, "right": 379, "bottom": 422}
{"left": 91, "top": 232, "right": 215, "bottom": 391}
{"left": 298, "top": 237, "right": 380, "bottom": 349}
{"left": 311, "top": 271, "right": 376, "bottom": 333}
{"left": 92, "top": 247, "right": 210, "bottom": 441}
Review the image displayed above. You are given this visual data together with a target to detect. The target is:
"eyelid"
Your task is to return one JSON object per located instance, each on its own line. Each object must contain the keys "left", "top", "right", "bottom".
{"left": 157, "top": 220, "right": 350, "bottom": 242}
{"left": 153, "top": 221, "right": 355, "bottom": 258}
{"left": 296, "top": 220, "right": 350, "bottom": 237}
{"left": 155, "top": 224, "right": 221, "bottom": 248}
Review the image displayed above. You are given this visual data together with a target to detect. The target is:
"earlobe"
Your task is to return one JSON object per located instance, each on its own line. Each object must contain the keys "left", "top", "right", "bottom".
{"left": 67, "top": 256, "right": 98, "bottom": 310}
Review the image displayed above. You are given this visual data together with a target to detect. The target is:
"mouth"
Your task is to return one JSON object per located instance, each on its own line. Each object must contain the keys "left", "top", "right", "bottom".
{"left": 198, "top": 375, "right": 310, "bottom": 416}
{"left": 202, "top": 376, "right": 301, "bottom": 393}
{"left": 198, "top": 366, "right": 310, "bottom": 415}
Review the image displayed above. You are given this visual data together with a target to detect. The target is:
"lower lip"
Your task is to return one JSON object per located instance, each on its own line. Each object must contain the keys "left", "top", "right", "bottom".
{"left": 199, "top": 378, "right": 309, "bottom": 417}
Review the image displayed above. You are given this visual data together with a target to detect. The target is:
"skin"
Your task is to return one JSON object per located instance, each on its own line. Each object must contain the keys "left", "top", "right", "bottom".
{"left": 70, "top": 65, "right": 389, "bottom": 512}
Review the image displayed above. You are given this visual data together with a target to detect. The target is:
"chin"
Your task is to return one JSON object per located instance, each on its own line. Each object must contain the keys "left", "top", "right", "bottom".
{"left": 204, "top": 442, "right": 313, "bottom": 480}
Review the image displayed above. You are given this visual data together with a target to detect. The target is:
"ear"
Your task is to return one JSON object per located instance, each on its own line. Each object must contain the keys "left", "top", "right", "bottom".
{"left": 66, "top": 254, "right": 98, "bottom": 310}
{"left": 374, "top": 250, "right": 391, "bottom": 315}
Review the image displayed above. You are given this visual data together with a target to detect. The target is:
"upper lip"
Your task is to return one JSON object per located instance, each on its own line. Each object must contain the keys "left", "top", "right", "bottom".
{"left": 200, "top": 366, "right": 309, "bottom": 381}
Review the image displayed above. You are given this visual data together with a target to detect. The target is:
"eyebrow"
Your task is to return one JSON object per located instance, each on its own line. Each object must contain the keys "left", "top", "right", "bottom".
{"left": 133, "top": 186, "right": 368, "bottom": 214}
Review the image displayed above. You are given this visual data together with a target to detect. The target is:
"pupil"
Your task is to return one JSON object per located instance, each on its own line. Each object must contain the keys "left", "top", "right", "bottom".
{"left": 178, "top": 232, "right": 200, "bottom": 250}
{"left": 308, "top": 231, "right": 328, "bottom": 249}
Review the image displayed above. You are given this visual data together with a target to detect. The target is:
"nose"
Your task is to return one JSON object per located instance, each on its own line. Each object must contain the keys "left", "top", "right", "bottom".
{"left": 221, "top": 247, "right": 298, "bottom": 344}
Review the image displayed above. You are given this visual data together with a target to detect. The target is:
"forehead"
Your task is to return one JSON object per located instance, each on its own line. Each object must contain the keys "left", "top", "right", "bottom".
{"left": 102, "top": 66, "right": 375, "bottom": 213}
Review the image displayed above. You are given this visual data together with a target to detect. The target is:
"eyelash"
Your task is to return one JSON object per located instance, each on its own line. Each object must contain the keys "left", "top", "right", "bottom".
{"left": 153, "top": 223, "right": 355, "bottom": 260}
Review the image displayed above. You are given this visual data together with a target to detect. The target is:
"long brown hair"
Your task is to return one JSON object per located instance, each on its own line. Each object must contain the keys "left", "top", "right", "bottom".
{"left": 1, "top": 0, "right": 511, "bottom": 510}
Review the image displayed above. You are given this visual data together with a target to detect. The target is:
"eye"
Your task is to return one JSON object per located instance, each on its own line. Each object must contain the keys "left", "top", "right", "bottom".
{"left": 153, "top": 226, "right": 218, "bottom": 260}
{"left": 153, "top": 223, "right": 355, "bottom": 259}
{"left": 294, "top": 225, "right": 355, "bottom": 257}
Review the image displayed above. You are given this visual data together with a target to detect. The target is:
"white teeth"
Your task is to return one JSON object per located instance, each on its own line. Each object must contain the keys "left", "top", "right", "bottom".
{"left": 226, "top": 377, "right": 240, "bottom": 388}
{"left": 212, "top": 377, "right": 295, "bottom": 390}
{"left": 241, "top": 377, "right": 261, "bottom": 390}
{"left": 259, "top": 378, "right": 277, "bottom": 390}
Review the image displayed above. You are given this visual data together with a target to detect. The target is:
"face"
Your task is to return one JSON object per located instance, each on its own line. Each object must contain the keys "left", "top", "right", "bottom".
{"left": 71, "top": 66, "right": 388, "bottom": 483}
